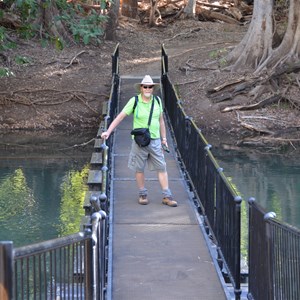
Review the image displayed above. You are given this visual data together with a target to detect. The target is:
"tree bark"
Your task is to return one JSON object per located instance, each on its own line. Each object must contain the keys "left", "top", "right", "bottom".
{"left": 149, "top": 0, "right": 159, "bottom": 27}
{"left": 36, "top": 0, "right": 73, "bottom": 44}
{"left": 105, "top": 0, "right": 120, "bottom": 40}
{"left": 256, "top": 0, "right": 300, "bottom": 72}
{"left": 226, "top": 0, "right": 274, "bottom": 72}
{"left": 227, "top": 0, "right": 300, "bottom": 75}
{"left": 183, "top": 0, "right": 196, "bottom": 18}
{"left": 121, "top": 0, "right": 138, "bottom": 18}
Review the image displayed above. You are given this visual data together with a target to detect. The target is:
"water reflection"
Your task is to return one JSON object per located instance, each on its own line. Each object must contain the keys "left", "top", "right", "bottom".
{"left": 0, "top": 130, "right": 95, "bottom": 247}
{"left": 58, "top": 165, "right": 89, "bottom": 236}
{"left": 212, "top": 147, "right": 300, "bottom": 229}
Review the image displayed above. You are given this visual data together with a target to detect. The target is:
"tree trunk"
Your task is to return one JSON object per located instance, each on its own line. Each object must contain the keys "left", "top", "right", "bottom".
{"left": 227, "top": 0, "right": 300, "bottom": 75}
{"left": 149, "top": 0, "right": 159, "bottom": 27}
{"left": 39, "top": 0, "right": 73, "bottom": 44}
{"left": 183, "top": 0, "right": 196, "bottom": 18}
{"left": 105, "top": 0, "right": 120, "bottom": 40}
{"left": 121, "top": 0, "right": 138, "bottom": 18}
{"left": 256, "top": 0, "right": 300, "bottom": 72}
{"left": 226, "top": 0, "right": 274, "bottom": 72}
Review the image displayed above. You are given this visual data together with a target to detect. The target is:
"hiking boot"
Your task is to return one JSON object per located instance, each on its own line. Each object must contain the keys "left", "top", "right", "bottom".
{"left": 138, "top": 195, "right": 149, "bottom": 205}
{"left": 162, "top": 196, "right": 177, "bottom": 207}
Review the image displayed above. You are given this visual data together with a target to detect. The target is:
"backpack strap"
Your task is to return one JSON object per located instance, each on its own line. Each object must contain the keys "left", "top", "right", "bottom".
{"left": 147, "top": 97, "right": 155, "bottom": 127}
{"left": 132, "top": 95, "right": 138, "bottom": 113}
{"left": 132, "top": 95, "right": 161, "bottom": 114}
{"left": 153, "top": 95, "right": 161, "bottom": 107}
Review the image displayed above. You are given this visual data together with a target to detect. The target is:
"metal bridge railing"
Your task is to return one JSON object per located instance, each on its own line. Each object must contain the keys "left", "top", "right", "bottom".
{"left": 0, "top": 43, "right": 120, "bottom": 300}
{"left": 248, "top": 199, "right": 300, "bottom": 300}
{"left": 161, "top": 44, "right": 241, "bottom": 299}
{"left": 162, "top": 44, "right": 300, "bottom": 300}
{"left": 0, "top": 211, "right": 107, "bottom": 300}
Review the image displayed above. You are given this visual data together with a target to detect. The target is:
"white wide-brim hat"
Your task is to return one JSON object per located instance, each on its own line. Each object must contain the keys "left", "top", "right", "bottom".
{"left": 134, "top": 75, "right": 160, "bottom": 92}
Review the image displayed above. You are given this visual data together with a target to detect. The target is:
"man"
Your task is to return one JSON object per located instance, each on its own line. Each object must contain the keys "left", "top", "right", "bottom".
{"left": 101, "top": 75, "right": 177, "bottom": 207}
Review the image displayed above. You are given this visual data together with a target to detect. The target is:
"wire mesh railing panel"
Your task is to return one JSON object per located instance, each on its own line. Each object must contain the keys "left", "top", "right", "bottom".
{"left": 248, "top": 201, "right": 273, "bottom": 300}
{"left": 203, "top": 157, "right": 216, "bottom": 229}
{"left": 161, "top": 55, "right": 242, "bottom": 299}
{"left": 269, "top": 219, "right": 300, "bottom": 300}
{"left": 162, "top": 47, "right": 300, "bottom": 299}
{"left": 215, "top": 175, "right": 241, "bottom": 289}
{"left": 14, "top": 234, "right": 88, "bottom": 300}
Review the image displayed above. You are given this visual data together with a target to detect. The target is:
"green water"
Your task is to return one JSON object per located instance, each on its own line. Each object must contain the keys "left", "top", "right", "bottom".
{"left": 1, "top": 130, "right": 299, "bottom": 248}
{"left": 0, "top": 130, "right": 94, "bottom": 247}
{"left": 213, "top": 147, "right": 300, "bottom": 229}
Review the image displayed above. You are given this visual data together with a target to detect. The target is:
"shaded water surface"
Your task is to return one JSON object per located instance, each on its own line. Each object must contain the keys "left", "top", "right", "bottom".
{"left": 0, "top": 130, "right": 95, "bottom": 247}
{"left": 213, "top": 146, "right": 300, "bottom": 229}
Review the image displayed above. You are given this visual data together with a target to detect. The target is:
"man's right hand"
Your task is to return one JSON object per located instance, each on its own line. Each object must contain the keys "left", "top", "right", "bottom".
{"left": 101, "top": 131, "right": 110, "bottom": 140}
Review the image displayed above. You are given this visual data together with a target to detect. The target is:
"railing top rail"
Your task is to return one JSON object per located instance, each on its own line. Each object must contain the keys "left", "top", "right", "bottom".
{"left": 14, "top": 232, "right": 87, "bottom": 258}
{"left": 112, "top": 42, "right": 120, "bottom": 57}
{"left": 165, "top": 75, "right": 240, "bottom": 199}
{"left": 112, "top": 43, "right": 120, "bottom": 76}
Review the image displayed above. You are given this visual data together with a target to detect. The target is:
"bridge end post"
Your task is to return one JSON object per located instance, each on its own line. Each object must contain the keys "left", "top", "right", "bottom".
{"left": 0, "top": 241, "right": 13, "bottom": 300}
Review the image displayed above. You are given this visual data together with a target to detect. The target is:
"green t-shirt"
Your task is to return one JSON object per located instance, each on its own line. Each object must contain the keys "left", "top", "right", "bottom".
{"left": 122, "top": 94, "right": 163, "bottom": 139}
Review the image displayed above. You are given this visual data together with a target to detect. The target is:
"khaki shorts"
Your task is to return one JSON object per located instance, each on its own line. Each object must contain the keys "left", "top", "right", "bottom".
{"left": 128, "top": 139, "right": 167, "bottom": 172}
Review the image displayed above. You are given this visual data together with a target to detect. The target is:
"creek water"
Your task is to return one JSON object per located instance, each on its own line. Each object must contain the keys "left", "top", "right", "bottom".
{"left": 1, "top": 131, "right": 300, "bottom": 248}
{"left": 0, "top": 130, "right": 95, "bottom": 247}
{"left": 211, "top": 145, "right": 300, "bottom": 230}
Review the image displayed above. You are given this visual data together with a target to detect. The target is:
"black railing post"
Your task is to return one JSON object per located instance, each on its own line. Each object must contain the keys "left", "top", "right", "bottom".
{"left": 84, "top": 228, "right": 95, "bottom": 300}
{"left": 161, "top": 44, "right": 168, "bottom": 76}
{"left": 0, "top": 241, "right": 13, "bottom": 300}
{"left": 111, "top": 43, "right": 119, "bottom": 76}
{"left": 234, "top": 196, "right": 242, "bottom": 300}
{"left": 264, "top": 211, "right": 277, "bottom": 300}
{"left": 247, "top": 197, "right": 255, "bottom": 300}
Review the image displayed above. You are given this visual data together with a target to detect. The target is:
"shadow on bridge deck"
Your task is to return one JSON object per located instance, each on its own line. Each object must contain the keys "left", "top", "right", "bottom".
{"left": 108, "top": 76, "right": 229, "bottom": 300}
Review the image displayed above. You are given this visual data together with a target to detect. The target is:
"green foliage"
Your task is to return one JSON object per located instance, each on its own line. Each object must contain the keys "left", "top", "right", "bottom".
{"left": 56, "top": 0, "right": 71, "bottom": 10}
{"left": 0, "top": 26, "right": 17, "bottom": 50}
{"left": 16, "top": 0, "right": 39, "bottom": 21}
{"left": 209, "top": 48, "right": 228, "bottom": 67}
{"left": 0, "top": 25, "right": 5, "bottom": 46}
{"left": 40, "top": 39, "right": 49, "bottom": 48}
{"left": 219, "top": 57, "right": 228, "bottom": 67}
{"left": 2, "top": 0, "right": 108, "bottom": 46}
{"left": 17, "top": 24, "right": 36, "bottom": 39}
{"left": 54, "top": 37, "right": 64, "bottom": 50}
{"left": 209, "top": 50, "right": 219, "bottom": 59}
{"left": 15, "top": 55, "right": 31, "bottom": 65}
{"left": 0, "top": 67, "right": 15, "bottom": 77}
{"left": 209, "top": 48, "right": 228, "bottom": 59}
{"left": 61, "top": 9, "right": 107, "bottom": 45}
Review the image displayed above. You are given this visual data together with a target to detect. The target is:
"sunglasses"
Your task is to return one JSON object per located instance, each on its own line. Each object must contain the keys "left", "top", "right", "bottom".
{"left": 142, "top": 85, "right": 154, "bottom": 89}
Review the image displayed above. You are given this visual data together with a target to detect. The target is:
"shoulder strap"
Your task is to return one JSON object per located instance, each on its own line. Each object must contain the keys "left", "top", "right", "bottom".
{"left": 147, "top": 97, "right": 155, "bottom": 127}
{"left": 132, "top": 95, "right": 138, "bottom": 113}
{"left": 132, "top": 95, "right": 159, "bottom": 127}
{"left": 153, "top": 95, "right": 161, "bottom": 107}
{"left": 133, "top": 95, "right": 160, "bottom": 113}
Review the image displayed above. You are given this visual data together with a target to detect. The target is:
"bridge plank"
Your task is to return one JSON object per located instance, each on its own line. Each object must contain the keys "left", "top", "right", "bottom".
{"left": 94, "top": 138, "right": 102, "bottom": 152}
{"left": 97, "top": 121, "right": 106, "bottom": 138}
{"left": 109, "top": 77, "right": 228, "bottom": 300}
{"left": 102, "top": 101, "right": 108, "bottom": 116}
{"left": 87, "top": 169, "right": 102, "bottom": 186}
{"left": 90, "top": 152, "right": 103, "bottom": 166}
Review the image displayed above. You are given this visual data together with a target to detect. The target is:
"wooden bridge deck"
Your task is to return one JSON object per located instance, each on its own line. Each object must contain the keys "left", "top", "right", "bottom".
{"left": 107, "top": 76, "right": 229, "bottom": 300}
